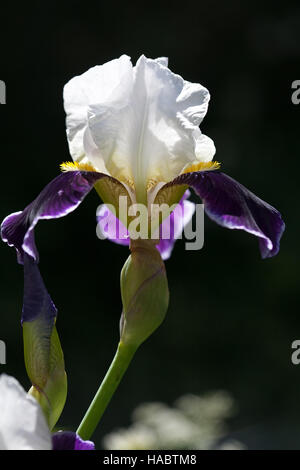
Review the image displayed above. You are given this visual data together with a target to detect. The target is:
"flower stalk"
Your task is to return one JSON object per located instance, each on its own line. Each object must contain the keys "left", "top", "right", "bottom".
{"left": 77, "top": 239, "right": 169, "bottom": 440}
{"left": 76, "top": 341, "right": 137, "bottom": 441}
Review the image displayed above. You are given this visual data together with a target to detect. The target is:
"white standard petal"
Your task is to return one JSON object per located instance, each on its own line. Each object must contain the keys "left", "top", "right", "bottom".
{"left": 63, "top": 54, "right": 133, "bottom": 166}
{"left": 0, "top": 374, "right": 51, "bottom": 450}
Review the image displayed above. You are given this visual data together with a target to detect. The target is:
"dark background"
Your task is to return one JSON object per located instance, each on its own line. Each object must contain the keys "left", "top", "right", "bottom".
{"left": 0, "top": 0, "right": 299, "bottom": 449}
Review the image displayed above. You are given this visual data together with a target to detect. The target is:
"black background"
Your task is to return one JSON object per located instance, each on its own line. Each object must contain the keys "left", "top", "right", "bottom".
{"left": 0, "top": 0, "right": 299, "bottom": 449}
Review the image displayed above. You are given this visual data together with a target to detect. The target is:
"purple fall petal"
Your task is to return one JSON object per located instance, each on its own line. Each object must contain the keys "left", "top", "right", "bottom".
{"left": 52, "top": 431, "right": 95, "bottom": 450}
{"left": 96, "top": 190, "right": 195, "bottom": 260}
{"left": 168, "top": 171, "right": 285, "bottom": 258}
{"left": 1, "top": 171, "right": 104, "bottom": 264}
{"left": 1, "top": 170, "right": 107, "bottom": 325}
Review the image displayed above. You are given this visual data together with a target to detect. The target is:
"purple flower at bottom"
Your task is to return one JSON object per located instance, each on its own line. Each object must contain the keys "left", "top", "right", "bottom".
{"left": 52, "top": 431, "right": 95, "bottom": 450}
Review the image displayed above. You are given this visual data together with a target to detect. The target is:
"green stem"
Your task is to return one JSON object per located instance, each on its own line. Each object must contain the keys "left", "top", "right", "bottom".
{"left": 76, "top": 341, "right": 138, "bottom": 440}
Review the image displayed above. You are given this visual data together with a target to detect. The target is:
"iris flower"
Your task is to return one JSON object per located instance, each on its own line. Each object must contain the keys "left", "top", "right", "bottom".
{"left": 1, "top": 55, "right": 284, "bottom": 269}
{"left": 1, "top": 55, "right": 284, "bottom": 439}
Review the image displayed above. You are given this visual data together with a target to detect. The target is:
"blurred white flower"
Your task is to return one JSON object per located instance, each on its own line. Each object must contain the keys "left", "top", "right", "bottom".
{"left": 103, "top": 391, "right": 246, "bottom": 450}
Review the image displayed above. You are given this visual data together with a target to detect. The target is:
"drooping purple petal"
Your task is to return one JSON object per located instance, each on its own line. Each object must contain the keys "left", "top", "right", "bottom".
{"left": 1, "top": 170, "right": 105, "bottom": 264}
{"left": 1, "top": 170, "right": 108, "bottom": 326}
{"left": 166, "top": 171, "right": 285, "bottom": 258}
{"left": 1, "top": 170, "right": 117, "bottom": 427}
{"left": 96, "top": 190, "right": 195, "bottom": 260}
{"left": 52, "top": 431, "right": 95, "bottom": 450}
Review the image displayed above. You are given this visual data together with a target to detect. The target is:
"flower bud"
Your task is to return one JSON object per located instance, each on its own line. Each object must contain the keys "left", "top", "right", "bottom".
{"left": 24, "top": 323, "right": 67, "bottom": 431}
{"left": 120, "top": 239, "right": 169, "bottom": 348}
{"left": 22, "top": 256, "right": 67, "bottom": 430}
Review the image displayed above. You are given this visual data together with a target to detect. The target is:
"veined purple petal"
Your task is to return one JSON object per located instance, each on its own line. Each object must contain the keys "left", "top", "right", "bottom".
{"left": 96, "top": 190, "right": 195, "bottom": 260}
{"left": 1, "top": 171, "right": 105, "bottom": 264}
{"left": 166, "top": 171, "right": 285, "bottom": 258}
{"left": 1, "top": 170, "right": 115, "bottom": 426}
{"left": 1, "top": 170, "right": 107, "bottom": 325}
{"left": 52, "top": 431, "right": 95, "bottom": 450}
